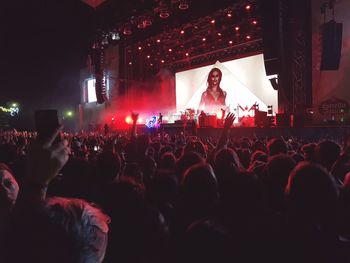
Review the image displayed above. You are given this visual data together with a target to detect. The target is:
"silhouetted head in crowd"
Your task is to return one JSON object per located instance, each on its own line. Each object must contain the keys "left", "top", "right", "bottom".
{"left": 96, "top": 150, "right": 121, "bottom": 183}
{"left": 224, "top": 170, "right": 266, "bottom": 216}
{"left": 265, "top": 154, "right": 296, "bottom": 212}
{"left": 9, "top": 197, "right": 110, "bottom": 263}
{"left": 179, "top": 219, "right": 233, "bottom": 263}
{"left": 301, "top": 143, "right": 317, "bottom": 162}
{"left": 0, "top": 163, "right": 19, "bottom": 235}
{"left": 159, "top": 152, "right": 176, "bottom": 170}
{"left": 123, "top": 162, "right": 144, "bottom": 185}
{"left": 315, "top": 140, "right": 341, "bottom": 171}
{"left": 285, "top": 162, "right": 338, "bottom": 225}
{"left": 147, "top": 170, "right": 179, "bottom": 207}
{"left": 0, "top": 163, "right": 19, "bottom": 213}
{"left": 175, "top": 151, "right": 205, "bottom": 181}
{"left": 180, "top": 163, "right": 219, "bottom": 220}
{"left": 236, "top": 148, "right": 251, "bottom": 169}
{"left": 214, "top": 148, "right": 240, "bottom": 193}
{"left": 184, "top": 140, "right": 207, "bottom": 158}
{"left": 101, "top": 179, "right": 168, "bottom": 263}
{"left": 137, "top": 134, "right": 150, "bottom": 156}
{"left": 267, "top": 137, "right": 287, "bottom": 156}
{"left": 252, "top": 140, "right": 266, "bottom": 153}
{"left": 250, "top": 150, "right": 268, "bottom": 165}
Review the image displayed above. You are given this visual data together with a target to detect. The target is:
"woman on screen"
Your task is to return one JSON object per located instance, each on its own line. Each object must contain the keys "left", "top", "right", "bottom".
{"left": 198, "top": 67, "right": 227, "bottom": 113}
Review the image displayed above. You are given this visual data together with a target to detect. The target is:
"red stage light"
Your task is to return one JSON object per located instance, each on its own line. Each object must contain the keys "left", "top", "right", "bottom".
{"left": 227, "top": 11, "right": 232, "bottom": 18}
{"left": 211, "top": 19, "right": 215, "bottom": 24}
{"left": 161, "top": 59, "right": 165, "bottom": 63}
{"left": 246, "top": 35, "right": 251, "bottom": 39}
{"left": 202, "top": 37, "right": 206, "bottom": 41}
{"left": 252, "top": 20, "right": 258, "bottom": 25}
{"left": 157, "top": 39, "right": 161, "bottom": 43}
{"left": 147, "top": 55, "right": 150, "bottom": 58}
{"left": 138, "top": 46, "right": 142, "bottom": 50}
{"left": 180, "top": 30, "right": 185, "bottom": 34}
{"left": 125, "top": 116, "right": 132, "bottom": 124}
{"left": 185, "top": 52, "right": 189, "bottom": 56}
{"left": 168, "top": 48, "right": 172, "bottom": 52}
{"left": 245, "top": 4, "right": 251, "bottom": 10}
{"left": 111, "top": 117, "right": 115, "bottom": 121}
{"left": 229, "top": 40, "right": 233, "bottom": 44}
{"left": 235, "top": 26, "right": 240, "bottom": 31}
{"left": 128, "top": 61, "right": 132, "bottom": 65}
{"left": 217, "top": 32, "right": 222, "bottom": 37}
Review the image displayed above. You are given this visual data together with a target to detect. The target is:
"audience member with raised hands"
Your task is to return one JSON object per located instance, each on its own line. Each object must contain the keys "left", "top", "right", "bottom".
{"left": 216, "top": 112, "right": 235, "bottom": 150}
{"left": 19, "top": 125, "right": 70, "bottom": 204}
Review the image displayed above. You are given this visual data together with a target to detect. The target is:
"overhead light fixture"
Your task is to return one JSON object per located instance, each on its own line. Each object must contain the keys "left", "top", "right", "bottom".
{"left": 111, "top": 32, "right": 120, "bottom": 40}
{"left": 143, "top": 16, "right": 152, "bottom": 26}
{"left": 101, "top": 36, "right": 109, "bottom": 45}
{"left": 123, "top": 24, "right": 132, "bottom": 35}
{"left": 159, "top": 7, "right": 170, "bottom": 18}
{"left": 178, "top": 0, "right": 189, "bottom": 10}
{"left": 137, "top": 20, "right": 146, "bottom": 29}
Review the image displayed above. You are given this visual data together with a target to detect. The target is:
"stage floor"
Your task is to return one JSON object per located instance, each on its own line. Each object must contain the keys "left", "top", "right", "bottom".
{"left": 151, "top": 124, "right": 350, "bottom": 141}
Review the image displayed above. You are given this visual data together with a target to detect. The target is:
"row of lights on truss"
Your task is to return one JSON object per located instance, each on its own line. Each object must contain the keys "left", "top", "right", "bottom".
{"left": 128, "top": 39, "right": 257, "bottom": 67}
{"left": 95, "top": 2, "right": 256, "bottom": 48}
{"left": 121, "top": 3, "right": 254, "bottom": 36}
{"left": 121, "top": 0, "right": 190, "bottom": 36}
{"left": 127, "top": 18, "right": 258, "bottom": 66}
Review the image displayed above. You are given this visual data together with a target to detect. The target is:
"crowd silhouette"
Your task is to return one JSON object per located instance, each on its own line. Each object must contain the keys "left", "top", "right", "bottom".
{"left": 1, "top": 113, "right": 350, "bottom": 262}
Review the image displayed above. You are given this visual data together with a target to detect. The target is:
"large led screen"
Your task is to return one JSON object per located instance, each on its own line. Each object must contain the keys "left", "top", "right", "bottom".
{"left": 175, "top": 54, "right": 278, "bottom": 119}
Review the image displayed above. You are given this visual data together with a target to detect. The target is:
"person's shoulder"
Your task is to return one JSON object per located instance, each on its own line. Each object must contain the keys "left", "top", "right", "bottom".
{"left": 202, "top": 91, "right": 208, "bottom": 96}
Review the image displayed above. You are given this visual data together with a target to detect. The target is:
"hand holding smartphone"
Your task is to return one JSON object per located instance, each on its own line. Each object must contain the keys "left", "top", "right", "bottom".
{"left": 34, "top": 109, "right": 62, "bottom": 143}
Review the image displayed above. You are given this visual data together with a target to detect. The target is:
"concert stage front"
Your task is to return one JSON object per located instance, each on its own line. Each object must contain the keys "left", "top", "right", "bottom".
{"left": 156, "top": 123, "right": 350, "bottom": 141}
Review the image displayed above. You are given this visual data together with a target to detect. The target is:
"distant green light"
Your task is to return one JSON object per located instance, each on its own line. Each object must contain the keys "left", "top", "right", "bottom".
{"left": 66, "top": 111, "right": 73, "bottom": 117}
{"left": 12, "top": 103, "right": 18, "bottom": 107}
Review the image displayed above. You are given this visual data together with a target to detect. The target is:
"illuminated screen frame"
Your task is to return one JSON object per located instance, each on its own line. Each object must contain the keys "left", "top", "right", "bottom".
{"left": 175, "top": 54, "right": 278, "bottom": 118}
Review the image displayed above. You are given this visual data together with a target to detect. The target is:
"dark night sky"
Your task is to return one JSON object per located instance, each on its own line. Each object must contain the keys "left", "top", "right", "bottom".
{"left": 0, "top": 0, "right": 94, "bottom": 117}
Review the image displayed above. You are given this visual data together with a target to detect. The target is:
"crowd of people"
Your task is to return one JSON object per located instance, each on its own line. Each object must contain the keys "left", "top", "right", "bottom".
{"left": 1, "top": 112, "right": 350, "bottom": 262}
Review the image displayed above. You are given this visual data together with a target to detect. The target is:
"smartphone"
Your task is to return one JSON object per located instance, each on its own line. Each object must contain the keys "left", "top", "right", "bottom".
{"left": 35, "top": 109, "right": 61, "bottom": 142}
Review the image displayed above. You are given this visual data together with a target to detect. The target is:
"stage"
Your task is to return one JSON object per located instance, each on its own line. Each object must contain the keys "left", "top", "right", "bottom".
{"left": 140, "top": 123, "right": 350, "bottom": 141}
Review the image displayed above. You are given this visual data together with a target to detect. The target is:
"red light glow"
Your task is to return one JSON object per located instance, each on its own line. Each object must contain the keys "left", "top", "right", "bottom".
{"left": 211, "top": 19, "right": 215, "bottom": 24}
{"left": 235, "top": 26, "right": 240, "bottom": 31}
{"left": 125, "top": 116, "right": 132, "bottom": 124}
{"left": 245, "top": 5, "right": 251, "bottom": 10}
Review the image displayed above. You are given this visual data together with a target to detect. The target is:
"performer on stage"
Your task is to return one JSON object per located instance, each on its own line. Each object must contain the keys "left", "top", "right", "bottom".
{"left": 198, "top": 67, "right": 227, "bottom": 113}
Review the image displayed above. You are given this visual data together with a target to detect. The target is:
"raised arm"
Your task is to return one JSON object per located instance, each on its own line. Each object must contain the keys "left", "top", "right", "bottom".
{"left": 216, "top": 112, "right": 235, "bottom": 150}
{"left": 18, "top": 126, "right": 70, "bottom": 204}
